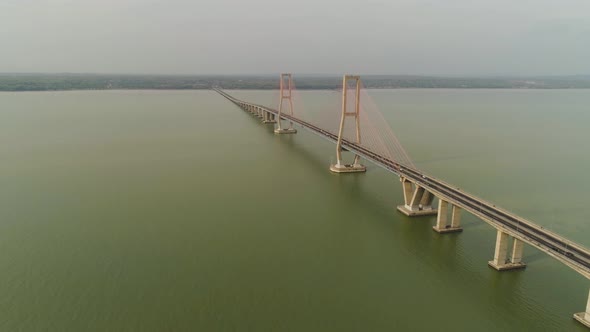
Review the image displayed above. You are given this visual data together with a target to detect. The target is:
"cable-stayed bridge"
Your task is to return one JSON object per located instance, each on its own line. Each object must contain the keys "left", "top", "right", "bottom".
{"left": 214, "top": 74, "right": 590, "bottom": 328}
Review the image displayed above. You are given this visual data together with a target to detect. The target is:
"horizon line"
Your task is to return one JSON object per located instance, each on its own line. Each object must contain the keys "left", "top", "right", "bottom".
{"left": 1, "top": 72, "right": 589, "bottom": 79}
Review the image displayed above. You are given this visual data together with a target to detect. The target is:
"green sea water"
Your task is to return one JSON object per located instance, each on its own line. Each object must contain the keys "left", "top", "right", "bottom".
{"left": 0, "top": 89, "right": 589, "bottom": 331}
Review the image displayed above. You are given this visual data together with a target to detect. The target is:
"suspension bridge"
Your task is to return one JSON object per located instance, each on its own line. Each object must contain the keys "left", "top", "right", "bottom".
{"left": 214, "top": 74, "right": 590, "bottom": 328}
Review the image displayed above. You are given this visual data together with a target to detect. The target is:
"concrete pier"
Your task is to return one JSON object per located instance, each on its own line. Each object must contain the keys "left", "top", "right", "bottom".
{"left": 574, "top": 289, "right": 590, "bottom": 328}
{"left": 488, "top": 230, "right": 526, "bottom": 271}
{"left": 432, "top": 200, "right": 463, "bottom": 233}
{"left": 397, "top": 178, "right": 437, "bottom": 216}
{"left": 262, "top": 112, "right": 276, "bottom": 124}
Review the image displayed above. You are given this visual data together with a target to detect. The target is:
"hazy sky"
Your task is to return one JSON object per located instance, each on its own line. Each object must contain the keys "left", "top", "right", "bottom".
{"left": 1, "top": 0, "right": 589, "bottom": 75}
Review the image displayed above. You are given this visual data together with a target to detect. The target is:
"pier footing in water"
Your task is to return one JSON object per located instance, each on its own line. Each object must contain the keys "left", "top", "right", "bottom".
{"left": 487, "top": 261, "right": 526, "bottom": 271}
{"left": 329, "top": 163, "right": 366, "bottom": 173}
{"left": 396, "top": 205, "right": 437, "bottom": 217}
{"left": 574, "top": 313, "right": 590, "bottom": 328}
{"left": 274, "top": 128, "right": 297, "bottom": 134}
{"left": 432, "top": 225, "right": 463, "bottom": 233}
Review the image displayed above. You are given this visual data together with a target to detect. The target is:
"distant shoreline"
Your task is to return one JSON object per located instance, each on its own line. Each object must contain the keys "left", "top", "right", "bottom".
{"left": 3, "top": 88, "right": 590, "bottom": 93}
{"left": 1, "top": 74, "right": 589, "bottom": 91}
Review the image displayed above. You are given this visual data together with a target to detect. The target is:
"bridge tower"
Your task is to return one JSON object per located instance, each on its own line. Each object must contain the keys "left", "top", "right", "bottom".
{"left": 274, "top": 73, "right": 297, "bottom": 134}
{"left": 330, "top": 75, "right": 366, "bottom": 173}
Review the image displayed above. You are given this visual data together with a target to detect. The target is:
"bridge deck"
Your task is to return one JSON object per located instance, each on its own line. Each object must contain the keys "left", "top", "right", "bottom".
{"left": 216, "top": 88, "right": 590, "bottom": 280}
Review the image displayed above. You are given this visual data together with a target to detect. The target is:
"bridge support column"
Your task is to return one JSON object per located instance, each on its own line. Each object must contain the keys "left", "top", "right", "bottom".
{"left": 488, "top": 230, "right": 526, "bottom": 271}
{"left": 432, "top": 200, "right": 463, "bottom": 233}
{"left": 397, "top": 178, "right": 437, "bottom": 216}
{"left": 262, "top": 111, "right": 276, "bottom": 124}
{"left": 275, "top": 73, "right": 297, "bottom": 134}
{"left": 574, "top": 289, "right": 590, "bottom": 328}
{"left": 330, "top": 75, "right": 366, "bottom": 173}
{"left": 511, "top": 238, "right": 524, "bottom": 264}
